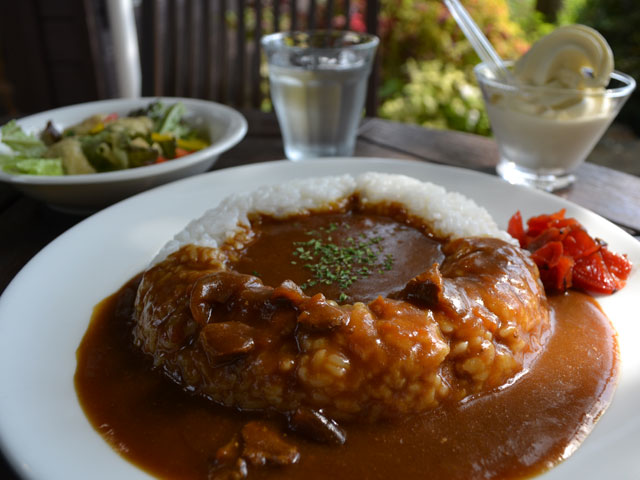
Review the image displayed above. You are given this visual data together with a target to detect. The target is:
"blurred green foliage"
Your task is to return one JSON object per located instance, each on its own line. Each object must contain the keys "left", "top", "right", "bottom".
{"left": 378, "top": 0, "right": 529, "bottom": 72}
{"left": 377, "top": 0, "right": 531, "bottom": 135}
{"left": 506, "top": 0, "right": 555, "bottom": 42}
{"left": 574, "top": 0, "right": 640, "bottom": 132}
{"left": 379, "top": 59, "right": 491, "bottom": 135}
{"left": 505, "top": 0, "right": 588, "bottom": 39}
{"left": 557, "top": 0, "right": 589, "bottom": 24}
{"left": 376, "top": 0, "right": 638, "bottom": 135}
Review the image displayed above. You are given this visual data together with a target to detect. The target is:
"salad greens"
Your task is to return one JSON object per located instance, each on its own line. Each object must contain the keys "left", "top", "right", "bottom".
{"left": 0, "top": 101, "right": 210, "bottom": 176}
{"left": 1, "top": 121, "right": 48, "bottom": 157}
{"left": 0, "top": 121, "right": 62, "bottom": 175}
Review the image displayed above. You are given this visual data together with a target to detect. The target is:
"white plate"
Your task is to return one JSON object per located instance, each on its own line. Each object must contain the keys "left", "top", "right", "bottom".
{"left": 0, "top": 97, "right": 247, "bottom": 214}
{"left": 0, "top": 158, "right": 638, "bottom": 480}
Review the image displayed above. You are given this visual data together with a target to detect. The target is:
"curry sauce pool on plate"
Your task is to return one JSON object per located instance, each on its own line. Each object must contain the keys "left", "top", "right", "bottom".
{"left": 75, "top": 173, "right": 619, "bottom": 479}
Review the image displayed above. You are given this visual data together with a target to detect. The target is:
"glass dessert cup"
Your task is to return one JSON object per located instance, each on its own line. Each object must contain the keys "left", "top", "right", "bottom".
{"left": 475, "top": 62, "right": 636, "bottom": 192}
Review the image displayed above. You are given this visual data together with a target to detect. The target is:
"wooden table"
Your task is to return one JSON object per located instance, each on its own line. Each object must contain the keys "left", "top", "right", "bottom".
{"left": 0, "top": 111, "right": 639, "bottom": 479}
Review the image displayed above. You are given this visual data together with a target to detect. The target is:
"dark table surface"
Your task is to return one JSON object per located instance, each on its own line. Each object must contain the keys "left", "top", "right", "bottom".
{"left": 1, "top": 111, "right": 639, "bottom": 479}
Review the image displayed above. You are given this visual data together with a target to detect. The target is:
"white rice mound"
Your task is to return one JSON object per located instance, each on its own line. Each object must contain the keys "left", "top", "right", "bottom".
{"left": 152, "top": 172, "right": 515, "bottom": 266}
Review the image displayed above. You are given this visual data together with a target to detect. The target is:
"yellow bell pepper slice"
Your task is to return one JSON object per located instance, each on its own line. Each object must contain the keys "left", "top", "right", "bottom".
{"left": 89, "top": 122, "right": 104, "bottom": 134}
{"left": 176, "top": 138, "right": 209, "bottom": 151}
{"left": 151, "top": 132, "right": 174, "bottom": 142}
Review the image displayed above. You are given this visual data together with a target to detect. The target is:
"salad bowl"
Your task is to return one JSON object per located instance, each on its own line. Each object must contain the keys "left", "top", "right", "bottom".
{"left": 0, "top": 97, "right": 247, "bottom": 214}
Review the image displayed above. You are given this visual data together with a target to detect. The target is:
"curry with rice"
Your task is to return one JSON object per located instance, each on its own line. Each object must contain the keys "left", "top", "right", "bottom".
{"left": 75, "top": 173, "right": 628, "bottom": 479}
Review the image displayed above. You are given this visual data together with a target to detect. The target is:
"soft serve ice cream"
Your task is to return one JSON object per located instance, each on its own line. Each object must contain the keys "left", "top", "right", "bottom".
{"left": 511, "top": 24, "right": 613, "bottom": 118}
{"left": 514, "top": 25, "right": 612, "bottom": 90}
{"left": 476, "top": 25, "right": 632, "bottom": 190}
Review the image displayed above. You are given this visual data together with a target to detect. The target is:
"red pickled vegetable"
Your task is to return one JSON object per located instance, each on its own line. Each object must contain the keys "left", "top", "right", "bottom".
{"left": 562, "top": 228, "right": 600, "bottom": 259}
{"left": 531, "top": 241, "right": 574, "bottom": 292}
{"left": 572, "top": 252, "right": 618, "bottom": 294}
{"left": 507, "top": 211, "right": 525, "bottom": 244}
{"left": 602, "top": 247, "right": 632, "bottom": 280}
{"left": 508, "top": 209, "right": 632, "bottom": 295}
{"left": 530, "top": 241, "right": 564, "bottom": 266}
{"left": 175, "top": 147, "right": 191, "bottom": 158}
{"left": 103, "top": 113, "right": 119, "bottom": 123}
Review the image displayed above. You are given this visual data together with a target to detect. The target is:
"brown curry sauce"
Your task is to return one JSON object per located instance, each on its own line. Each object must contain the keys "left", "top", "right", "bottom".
{"left": 75, "top": 211, "right": 619, "bottom": 480}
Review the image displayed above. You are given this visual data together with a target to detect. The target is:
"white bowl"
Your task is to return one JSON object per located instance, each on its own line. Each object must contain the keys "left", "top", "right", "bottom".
{"left": 0, "top": 97, "right": 248, "bottom": 214}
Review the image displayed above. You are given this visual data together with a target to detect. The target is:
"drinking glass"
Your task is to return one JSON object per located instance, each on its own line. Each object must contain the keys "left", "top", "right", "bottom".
{"left": 475, "top": 61, "right": 635, "bottom": 192}
{"left": 261, "top": 30, "right": 379, "bottom": 161}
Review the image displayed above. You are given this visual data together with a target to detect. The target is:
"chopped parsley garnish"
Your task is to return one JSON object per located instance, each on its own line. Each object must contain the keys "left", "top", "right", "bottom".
{"left": 291, "top": 223, "right": 395, "bottom": 299}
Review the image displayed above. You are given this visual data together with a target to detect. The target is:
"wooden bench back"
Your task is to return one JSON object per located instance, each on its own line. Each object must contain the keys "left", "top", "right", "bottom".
{"left": 138, "top": 0, "right": 380, "bottom": 115}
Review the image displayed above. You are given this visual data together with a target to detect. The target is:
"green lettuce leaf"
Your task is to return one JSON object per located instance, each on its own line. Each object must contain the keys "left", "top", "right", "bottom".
{"left": 1, "top": 157, "right": 63, "bottom": 176}
{"left": 1, "top": 120, "right": 48, "bottom": 157}
{"left": 157, "top": 103, "right": 187, "bottom": 135}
